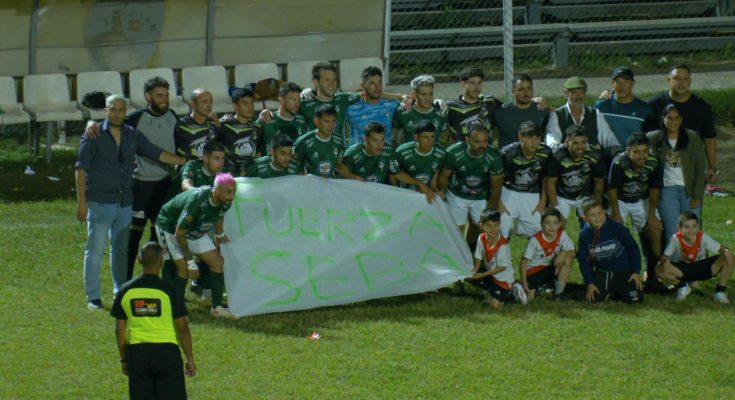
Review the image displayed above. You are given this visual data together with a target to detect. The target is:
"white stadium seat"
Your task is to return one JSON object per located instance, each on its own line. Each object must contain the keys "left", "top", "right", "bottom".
{"left": 76, "top": 70, "right": 132, "bottom": 120}
{"left": 286, "top": 60, "right": 322, "bottom": 90}
{"left": 339, "top": 57, "right": 383, "bottom": 92}
{"left": 129, "top": 67, "right": 189, "bottom": 115}
{"left": 181, "top": 65, "right": 232, "bottom": 114}
{"left": 0, "top": 76, "right": 31, "bottom": 126}
{"left": 23, "top": 73, "right": 84, "bottom": 161}
{"left": 234, "top": 63, "right": 280, "bottom": 87}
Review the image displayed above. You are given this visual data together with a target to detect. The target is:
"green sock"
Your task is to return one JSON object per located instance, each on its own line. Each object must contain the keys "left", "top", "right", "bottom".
{"left": 210, "top": 272, "right": 225, "bottom": 308}
{"left": 198, "top": 262, "right": 211, "bottom": 290}
{"left": 174, "top": 275, "right": 188, "bottom": 294}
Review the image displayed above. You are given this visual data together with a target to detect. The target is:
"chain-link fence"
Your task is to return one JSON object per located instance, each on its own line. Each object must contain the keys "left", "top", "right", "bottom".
{"left": 386, "top": 0, "right": 735, "bottom": 99}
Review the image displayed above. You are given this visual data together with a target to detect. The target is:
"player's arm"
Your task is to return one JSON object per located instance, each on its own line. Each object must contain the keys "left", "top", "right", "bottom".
{"left": 592, "top": 177, "right": 605, "bottom": 205}
{"left": 647, "top": 187, "right": 663, "bottom": 230}
{"left": 535, "top": 179, "right": 548, "bottom": 213}
{"left": 335, "top": 157, "right": 364, "bottom": 181}
{"left": 607, "top": 187, "right": 623, "bottom": 223}
{"left": 181, "top": 178, "right": 195, "bottom": 191}
{"left": 545, "top": 113, "right": 562, "bottom": 150}
{"left": 115, "top": 319, "right": 128, "bottom": 376}
{"left": 174, "top": 316, "right": 196, "bottom": 377}
{"left": 546, "top": 177, "right": 559, "bottom": 207}
{"left": 468, "top": 258, "right": 484, "bottom": 279}
{"left": 174, "top": 224, "right": 197, "bottom": 278}
{"left": 488, "top": 174, "right": 503, "bottom": 210}
{"left": 214, "top": 217, "right": 229, "bottom": 244}
{"left": 437, "top": 167, "right": 452, "bottom": 199}
{"left": 520, "top": 258, "right": 531, "bottom": 293}
{"left": 392, "top": 171, "right": 435, "bottom": 203}
{"left": 159, "top": 151, "right": 186, "bottom": 166}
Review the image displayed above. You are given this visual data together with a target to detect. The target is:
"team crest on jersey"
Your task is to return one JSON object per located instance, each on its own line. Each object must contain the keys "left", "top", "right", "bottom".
{"left": 465, "top": 175, "right": 481, "bottom": 187}
{"left": 236, "top": 140, "right": 255, "bottom": 157}
{"left": 515, "top": 169, "right": 536, "bottom": 186}
{"left": 561, "top": 170, "right": 585, "bottom": 190}
{"left": 366, "top": 175, "right": 379, "bottom": 183}
{"left": 416, "top": 173, "right": 430, "bottom": 184}
{"left": 622, "top": 181, "right": 643, "bottom": 196}
{"left": 318, "top": 161, "right": 333, "bottom": 175}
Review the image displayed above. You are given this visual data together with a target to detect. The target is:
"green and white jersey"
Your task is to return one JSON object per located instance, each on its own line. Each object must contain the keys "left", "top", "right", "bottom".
{"left": 245, "top": 155, "right": 296, "bottom": 178}
{"left": 259, "top": 111, "right": 308, "bottom": 153}
{"left": 156, "top": 187, "right": 230, "bottom": 238}
{"left": 180, "top": 159, "right": 216, "bottom": 188}
{"left": 389, "top": 141, "right": 446, "bottom": 191}
{"left": 443, "top": 142, "right": 504, "bottom": 200}
{"left": 292, "top": 130, "right": 346, "bottom": 177}
{"left": 342, "top": 142, "right": 394, "bottom": 183}
{"left": 392, "top": 107, "right": 449, "bottom": 145}
{"left": 300, "top": 91, "right": 361, "bottom": 147}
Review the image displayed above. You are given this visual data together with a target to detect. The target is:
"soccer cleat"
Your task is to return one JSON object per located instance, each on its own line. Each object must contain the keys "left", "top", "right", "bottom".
{"left": 512, "top": 282, "right": 528, "bottom": 305}
{"left": 713, "top": 292, "right": 730, "bottom": 304}
{"left": 190, "top": 282, "right": 202, "bottom": 297}
{"left": 87, "top": 299, "right": 103, "bottom": 310}
{"left": 211, "top": 305, "right": 235, "bottom": 318}
{"left": 675, "top": 284, "right": 691, "bottom": 301}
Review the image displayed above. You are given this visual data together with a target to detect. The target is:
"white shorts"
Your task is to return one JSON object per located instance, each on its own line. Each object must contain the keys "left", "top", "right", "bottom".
{"left": 500, "top": 189, "right": 541, "bottom": 237}
{"left": 155, "top": 225, "right": 216, "bottom": 261}
{"left": 556, "top": 196, "right": 589, "bottom": 220}
{"left": 611, "top": 199, "right": 657, "bottom": 232}
{"left": 446, "top": 191, "right": 486, "bottom": 226}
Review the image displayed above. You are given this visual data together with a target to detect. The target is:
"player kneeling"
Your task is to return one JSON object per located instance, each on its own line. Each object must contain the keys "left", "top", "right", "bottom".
{"left": 657, "top": 211, "right": 734, "bottom": 303}
{"left": 467, "top": 209, "right": 528, "bottom": 309}
{"left": 520, "top": 207, "right": 574, "bottom": 301}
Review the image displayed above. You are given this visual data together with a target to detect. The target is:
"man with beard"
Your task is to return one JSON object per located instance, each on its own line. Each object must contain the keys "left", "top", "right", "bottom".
{"left": 493, "top": 74, "right": 550, "bottom": 149}
{"left": 259, "top": 82, "right": 307, "bottom": 153}
{"left": 76, "top": 95, "right": 185, "bottom": 310}
{"left": 175, "top": 88, "right": 218, "bottom": 160}
{"left": 392, "top": 74, "right": 449, "bottom": 147}
{"left": 446, "top": 67, "right": 501, "bottom": 144}
{"left": 346, "top": 66, "right": 401, "bottom": 145}
{"left": 245, "top": 135, "right": 298, "bottom": 178}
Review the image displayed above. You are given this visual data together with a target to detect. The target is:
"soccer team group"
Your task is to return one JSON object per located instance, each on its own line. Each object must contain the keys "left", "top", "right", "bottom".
{"left": 77, "top": 61, "right": 733, "bottom": 321}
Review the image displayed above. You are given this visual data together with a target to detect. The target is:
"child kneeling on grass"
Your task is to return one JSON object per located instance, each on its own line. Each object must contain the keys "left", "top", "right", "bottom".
{"left": 577, "top": 199, "right": 644, "bottom": 304}
{"left": 656, "top": 210, "right": 734, "bottom": 303}
{"left": 467, "top": 208, "right": 528, "bottom": 309}
{"left": 520, "top": 207, "right": 575, "bottom": 301}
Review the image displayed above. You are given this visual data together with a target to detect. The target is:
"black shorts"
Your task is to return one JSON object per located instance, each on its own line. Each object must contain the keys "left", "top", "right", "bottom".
{"left": 469, "top": 277, "right": 514, "bottom": 303}
{"left": 673, "top": 255, "right": 719, "bottom": 282}
{"left": 127, "top": 342, "right": 186, "bottom": 400}
{"left": 132, "top": 178, "right": 172, "bottom": 226}
{"left": 527, "top": 265, "right": 556, "bottom": 290}
{"left": 591, "top": 270, "right": 643, "bottom": 304}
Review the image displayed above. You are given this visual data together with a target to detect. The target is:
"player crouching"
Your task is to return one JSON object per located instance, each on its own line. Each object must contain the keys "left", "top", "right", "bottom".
{"left": 520, "top": 207, "right": 574, "bottom": 301}
{"left": 657, "top": 211, "right": 733, "bottom": 303}
{"left": 467, "top": 209, "right": 528, "bottom": 309}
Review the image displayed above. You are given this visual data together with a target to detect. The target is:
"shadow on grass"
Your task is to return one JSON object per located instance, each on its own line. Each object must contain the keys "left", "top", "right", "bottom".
{"left": 186, "top": 280, "right": 732, "bottom": 337}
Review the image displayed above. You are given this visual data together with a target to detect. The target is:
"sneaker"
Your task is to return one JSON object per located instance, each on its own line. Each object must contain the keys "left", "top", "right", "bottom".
{"left": 87, "top": 299, "right": 103, "bottom": 310}
{"left": 512, "top": 282, "right": 528, "bottom": 305}
{"left": 190, "top": 283, "right": 202, "bottom": 297}
{"left": 675, "top": 284, "right": 691, "bottom": 301}
{"left": 713, "top": 292, "right": 731, "bottom": 304}
{"left": 210, "top": 305, "right": 235, "bottom": 318}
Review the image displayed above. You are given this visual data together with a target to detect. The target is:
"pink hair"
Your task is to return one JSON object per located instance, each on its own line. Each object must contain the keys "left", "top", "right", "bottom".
{"left": 214, "top": 172, "right": 236, "bottom": 188}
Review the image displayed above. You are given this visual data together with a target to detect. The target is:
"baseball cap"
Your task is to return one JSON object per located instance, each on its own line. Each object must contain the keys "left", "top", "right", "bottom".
{"left": 612, "top": 66, "right": 634, "bottom": 80}
{"left": 564, "top": 76, "right": 587, "bottom": 90}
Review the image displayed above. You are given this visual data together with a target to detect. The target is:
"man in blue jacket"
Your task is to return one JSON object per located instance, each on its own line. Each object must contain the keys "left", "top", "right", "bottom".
{"left": 578, "top": 199, "right": 643, "bottom": 303}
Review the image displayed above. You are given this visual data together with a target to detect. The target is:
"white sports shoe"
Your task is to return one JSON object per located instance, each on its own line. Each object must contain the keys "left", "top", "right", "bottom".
{"left": 512, "top": 282, "right": 528, "bottom": 305}
{"left": 713, "top": 292, "right": 731, "bottom": 304}
{"left": 675, "top": 284, "right": 691, "bottom": 301}
{"left": 211, "top": 306, "right": 235, "bottom": 318}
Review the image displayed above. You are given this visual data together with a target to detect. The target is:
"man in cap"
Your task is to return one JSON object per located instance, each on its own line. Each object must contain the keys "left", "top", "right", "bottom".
{"left": 545, "top": 77, "right": 619, "bottom": 157}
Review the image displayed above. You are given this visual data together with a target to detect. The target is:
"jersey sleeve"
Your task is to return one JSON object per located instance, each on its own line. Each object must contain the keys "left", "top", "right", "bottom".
{"left": 701, "top": 232, "right": 722, "bottom": 255}
{"left": 489, "top": 149, "right": 505, "bottom": 176}
{"left": 388, "top": 149, "right": 402, "bottom": 174}
{"left": 110, "top": 290, "right": 127, "bottom": 319}
{"left": 495, "top": 243, "right": 512, "bottom": 268}
{"left": 546, "top": 154, "right": 560, "bottom": 178}
{"left": 607, "top": 160, "right": 623, "bottom": 189}
{"left": 181, "top": 161, "right": 196, "bottom": 182}
{"left": 523, "top": 237, "right": 539, "bottom": 260}
{"left": 473, "top": 236, "right": 485, "bottom": 261}
{"left": 170, "top": 284, "right": 188, "bottom": 319}
{"left": 591, "top": 151, "right": 606, "bottom": 178}
{"left": 663, "top": 235, "right": 679, "bottom": 258}
{"left": 177, "top": 196, "right": 203, "bottom": 232}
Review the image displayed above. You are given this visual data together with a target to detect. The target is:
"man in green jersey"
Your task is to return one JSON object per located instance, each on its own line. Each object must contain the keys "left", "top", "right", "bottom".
{"left": 292, "top": 104, "right": 349, "bottom": 178}
{"left": 181, "top": 140, "right": 226, "bottom": 190}
{"left": 259, "top": 82, "right": 308, "bottom": 153}
{"left": 217, "top": 88, "right": 263, "bottom": 174}
{"left": 393, "top": 74, "right": 449, "bottom": 147}
{"left": 438, "top": 121, "right": 504, "bottom": 241}
{"left": 389, "top": 119, "right": 445, "bottom": 203}
{"left": 155, "top": 173, "right": 236, "bottom": 318}
{"left": 245, "top": 135, "right": 297, "bottom": 178}
{"left": 338, "top": 122, "right": 394, "bottom": 184}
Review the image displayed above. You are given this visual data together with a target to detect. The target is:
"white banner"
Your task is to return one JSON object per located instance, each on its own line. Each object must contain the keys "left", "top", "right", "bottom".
{"left": 222, "top": 175, "right": 473, "bottom": 317}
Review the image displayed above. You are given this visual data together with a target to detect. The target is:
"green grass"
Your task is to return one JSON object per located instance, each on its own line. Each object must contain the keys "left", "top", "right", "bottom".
{"left": 3, "top": 172, "right": 735, "bottom": 398}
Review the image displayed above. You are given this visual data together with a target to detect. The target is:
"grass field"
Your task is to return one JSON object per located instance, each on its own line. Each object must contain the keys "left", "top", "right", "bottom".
{"left": 2, "top": 146, "right": 735, "bottom": 398}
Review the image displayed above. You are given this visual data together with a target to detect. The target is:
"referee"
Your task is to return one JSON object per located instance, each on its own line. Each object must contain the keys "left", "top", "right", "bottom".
{"left": 111, "top": 242, "right": 195, "bottom": 399}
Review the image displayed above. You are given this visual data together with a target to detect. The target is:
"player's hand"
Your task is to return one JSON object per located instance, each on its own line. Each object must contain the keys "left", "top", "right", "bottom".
{"left": 208, "top": 112, "right": 221, "bottom": 128}
{"left": 599, "top": 90, "right": 612, "bottom": 100}
{"left": 418, "top": 183, "right": 435, "bottom": 204}
{"left": 185, "top": 359, "right": 196, "bottom": 377}
{"left": 532, "top": 97, "right": 554, "bottom": 112}
{"left": 300, "top": 87, "right": 316, "bottom": 101}
{"left": 646, "top": 215, "right": 663, "bottom": 232}
{"left": 586, "top": 283, "right": 600, "bottom": 303}
{"left": 612, "top": 213, "right": 624, "bottom": 224}
{"left": 436, "top": 190, "right": 446, "bottom": 201}
{"left": 258, "top": 109, "right": 274, "bottom": 124}
{"left": 629, "top": 273, "right": 642, "bottom": 291}
{"left": 689, "top": 199, "right": 700, "bottom": 209}
{"left": 121, "top": 361, "right": 128, "bottom": 376}
{"left": 497, "top": 202, "right": 509, "bottom": 215}
{"left": 215, "top": 234, "right": 230, "bottom": 245}
{"left": 76, "top": 202, "right": 87, "bottom": 223}
{"left": 84, "top": 120, "right": 101, "bottom": 139}
{"left": 532, "top": 202, "right": 545, "bottom": 215}
{"left": 220, "top": 113, "right": 236, "bottom": 123}
{"left": 432, "top": 98, "right": 448, "bottom": 116}
{"left": 401, "top": 95, "right": 414, "bottom": 111}
{"left": 706, "top": 167, "right": 717, "bottom": 183}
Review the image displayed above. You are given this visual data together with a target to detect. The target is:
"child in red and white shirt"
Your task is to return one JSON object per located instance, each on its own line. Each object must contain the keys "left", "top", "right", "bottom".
{"left": 657, "top": 211, "right": 733, "bottom": 303}
{"left": 520, "top": 207, "right": 575, "bottom": 301}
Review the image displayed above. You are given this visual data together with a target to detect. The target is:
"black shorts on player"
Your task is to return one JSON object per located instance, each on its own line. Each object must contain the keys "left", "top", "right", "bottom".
{"left": 526, "top": 266, "right": 556, "bottom": 291}
{"left": 590, "top": 270, "right": 644, "bottom": 304}
{"left": 468, "top": 275, "right": 514, "bottom": 303}
{"left": 673, "top": 255, "right": 718, "bottom": 282}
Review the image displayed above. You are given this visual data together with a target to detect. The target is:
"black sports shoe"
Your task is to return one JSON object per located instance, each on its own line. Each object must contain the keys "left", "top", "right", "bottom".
{"left": 87, "top": 299, "right": 103, "bottom": 310}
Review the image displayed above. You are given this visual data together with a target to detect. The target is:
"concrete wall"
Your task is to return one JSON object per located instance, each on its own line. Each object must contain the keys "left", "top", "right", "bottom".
{"left": 0, "top": 0, "right": 385, "bottom": 77}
